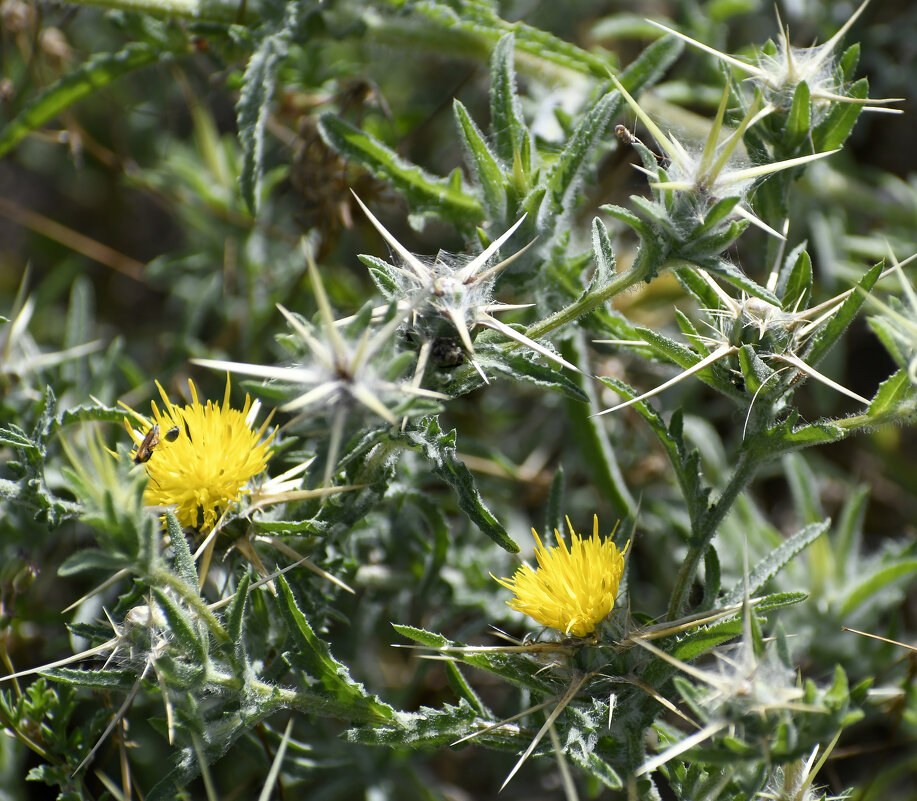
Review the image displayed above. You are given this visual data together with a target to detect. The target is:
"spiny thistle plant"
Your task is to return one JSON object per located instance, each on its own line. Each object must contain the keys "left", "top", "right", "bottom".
{"left": 2, "top": 2, "right": 917, "bottom": 800}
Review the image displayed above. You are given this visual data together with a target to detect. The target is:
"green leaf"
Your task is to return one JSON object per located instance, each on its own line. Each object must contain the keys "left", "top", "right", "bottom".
{"left": 405, "top": 417, "right": 518, "bottom": 552}
{"left": 318, "top": 114, "right": 483, "bottom": 226}
{"left": 41, "top": 668, "right": 139, "bottom": 692}
{"left": 152, "top": 588, "right": 207, "bottom": 665}
{"left": 750, "top": 413, "right": 847, "bottom": 456}
{"left": 567, "top": 749, "right": 623, "bottom": 789}
{"left": 0, "top": 42, "right": 167, "bottom": 159}
{"left": 237, "top": 29, "right": 289, "bottom": 213}
{"left": 618, "top": 34, "right": 684, "bottom": 97}
{"left": 276, "top": 576, "right": 393, "bottom": 721}
{"left": 346, "top": 701, "right": 497, "bottom": 749}
{"left": 780, "top": 247, "right": 813, "bottom": 312}
{"left": 783, "top": 452, "right": 824, "bottom": 525}
{"left": 561, "top": 334, "right": 635, "bottom": 519}
{"left": 392, "top": 624, "right": 559, "bottom": 695}
{"left": 474, "top": 341, "right": 588, "bottom": 402}
{"left": 584, "top": 216, "right": 617, "bottom": 298}
{"left": 0, "top": 425, "right": 36, "bottom": 451}
{"left": 868, "top": 367, "right": 913, "bottom": 416}
{"left": 839, "top": 560, "right": 917, "bottom": 616}
{"left": 445, "top": 662, "right": 488, "bottom": 717}
{"left": 225, "top": 573, "right": 251, "bottom": 645}
{"left": 454, "top": 99, "right": 507, "bottom": 221}
{"left": 833, "top": 485, "right": 869, "bottom": 581}
{"left": 535, "top": 89, "right": 620, "bottom": 225}
{"left": 722, "top": 520, "right": 829, "bottom": 606}
{"left": 165, "top": 511, "right": 199, "bottom": 592}
{"left": 489, "top": 33, "right": 529, "bottom": 170}
{"left": 784, "top": 81, "right": 811, "bottom": 149}
{"left": 803, "top": 261, "right": 882, "bottom": 367}
{"left": 813, "top": 77, "right": 867, "bottom": 151}
{"left": 57, "top": 549, "right": 132, "bottom": 576}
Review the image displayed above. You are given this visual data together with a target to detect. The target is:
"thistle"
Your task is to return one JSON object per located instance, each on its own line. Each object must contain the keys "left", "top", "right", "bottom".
{"left": 194, "top": 242, "right": 446, "bottom": 485}
{"left": 648, "top": 0, "right": 902, "bottom": 115}
{"left": 352, "top": 192, "right": 581, "bottom": 382}
{"left": 494, "top": 515, "right": 628, "bottom": 638}
{"left": 609, "top": 75, "right": 837, "bottom": 239}
{"left": 122, "top": 378, "right": 274, "bottom": 531}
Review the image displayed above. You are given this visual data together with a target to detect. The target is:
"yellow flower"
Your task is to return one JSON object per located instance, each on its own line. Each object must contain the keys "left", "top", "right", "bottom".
{"left": 494, "top": 516, "right": 628, "bottom": 637}
{"left": 124, "top": 378, "right": 274, "bottom": 530}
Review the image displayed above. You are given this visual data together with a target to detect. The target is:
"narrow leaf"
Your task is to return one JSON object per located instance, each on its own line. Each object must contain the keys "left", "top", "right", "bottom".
{"left": 406, "top": 417, "right": 518, "bottom": 552}
{"left": 454, "top": 99, "right": 507, "bottom": 221}
{"left": 237, "top": 30, "right": 288, "bottom": 213}
{"left": 722, "top": 521, "right": 829, "bottom": 605}
{"left": 0, "top": 43, "right": 165, "bottom": 158}
{"left": 319, "top": 114, "right": 483, "bottom": 225}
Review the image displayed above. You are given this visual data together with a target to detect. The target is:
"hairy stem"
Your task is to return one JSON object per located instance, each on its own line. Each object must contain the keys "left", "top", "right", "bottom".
{"left": 667, "top": 450, "right": 758, "bottom": 619}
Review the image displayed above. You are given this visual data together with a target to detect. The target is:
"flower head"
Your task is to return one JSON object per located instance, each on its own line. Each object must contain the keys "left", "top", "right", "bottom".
{"left": 648, "top": 0, "right": 901, "bottom": 116}
{"left": 123, "top": 378, "right": 274, "bottom": 530}
{"left": 494, "top": 516, "right": 628, "bottom": 637}
{"left": 352, "top": 192, "right": 581, "bottom": 380}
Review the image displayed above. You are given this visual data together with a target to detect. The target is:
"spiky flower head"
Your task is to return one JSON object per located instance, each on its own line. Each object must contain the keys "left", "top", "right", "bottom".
{"left": 649, "top": 0, "right": 901, "bottom": 117}
{"left": 494, "top": 516, "right": 628, "bottom": 637}
{"left": 610, "top": 75, "right": 837, "bottom": 239}
{"left": 352, "top": 193, "right": 580, "bottom": 380}
{"left": 123, "top": 378, "right": 274, "bottom": 530}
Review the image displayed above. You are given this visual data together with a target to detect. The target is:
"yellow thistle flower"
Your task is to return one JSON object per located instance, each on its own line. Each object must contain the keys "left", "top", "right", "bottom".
{"left": 494, "top": 516, "right": 628, "bottom": 637}
{"left": 123, "top": 378, "right": 274, "bottom": 530}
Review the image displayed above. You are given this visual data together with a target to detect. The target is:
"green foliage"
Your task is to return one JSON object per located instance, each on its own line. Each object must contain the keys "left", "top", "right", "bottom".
{"left": 2, "top": 1, "right": 916, "bottom": 799}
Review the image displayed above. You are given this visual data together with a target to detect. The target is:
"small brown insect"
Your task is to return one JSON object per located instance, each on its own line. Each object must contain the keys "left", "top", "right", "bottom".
{"left": 164, "top": 426, "right": 180, "bottom": 442}
{"left": 615, "top": 124, "right": 639, "bottom": 146}
{"left": 133, "top": 424, "right": 161, "bottom": 464}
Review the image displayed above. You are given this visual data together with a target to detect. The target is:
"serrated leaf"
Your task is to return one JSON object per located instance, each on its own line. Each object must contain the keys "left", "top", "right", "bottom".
{"left": 536, "top": 89, "right": 620, "bottom": 225}
{"left": 319, "top": 114, "right": 482, "bottom": 226}
{"left": 0, "top": 42, "right": 166, "bottom": 158}
{"left": 584, "top": 216, "right": 617, "bottom": 298}
{"left": 475, "top": 343, "right": 588, "bottom": 402}
{"left": 405, "top": 417, "right": 517, "bottom": 552}
{"left": 722, "top": 520, "right": 829, "bottom": 606}
{"left": 276, "top": 575, "right": 393, "bottom": 721}
{"left": 393, "top": 624, "right": 558, "bottom": 694}
{"left": 237, "top": 29, "right": 289, "bottom": 213}
{"left": 165, "top": 511, "right": 199, "bottom": 592}
{"left": 346, "top": 700, "right": 492, "bottom": 748}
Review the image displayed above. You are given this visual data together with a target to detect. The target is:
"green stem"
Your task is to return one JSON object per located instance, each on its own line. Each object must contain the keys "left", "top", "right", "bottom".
{"left": 666, "top": 450, "right": 758, "bottom": 620}
{"left": 525, "top": 259, "right": 657, "bottom": 341}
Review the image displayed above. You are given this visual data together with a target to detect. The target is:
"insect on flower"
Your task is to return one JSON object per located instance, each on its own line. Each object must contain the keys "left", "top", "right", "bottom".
{"left": 131, "top": 424, "right": 180, "bottom": 464}
{"left": 132, "top": 424, "right": 160, "bottom": 464}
